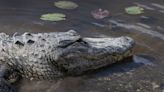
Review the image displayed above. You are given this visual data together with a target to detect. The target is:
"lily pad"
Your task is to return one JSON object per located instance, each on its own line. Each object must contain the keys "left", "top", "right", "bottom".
{"left": 91, "top": 8, "right": 110, "bottom": 19}
{"left": 40, "top": 13, "right": 66, "bottom": 21}
{"left": 54, "top": 1, "right": 78, "bottom": 9}
{"left": 125, "top": 6, "right": 144, "bottom": 15}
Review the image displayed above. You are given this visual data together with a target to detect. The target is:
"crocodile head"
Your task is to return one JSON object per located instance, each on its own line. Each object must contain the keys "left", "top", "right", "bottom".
{"left": 55, "top": 30, "right": 135, "bottom": 74}
{"left": 0, "top": 30, "right": 135, "bottom": 92}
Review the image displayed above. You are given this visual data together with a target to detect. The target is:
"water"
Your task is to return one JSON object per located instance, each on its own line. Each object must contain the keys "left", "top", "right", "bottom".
{"left": 0, "top": 0, "right": 164, "bottom": 92}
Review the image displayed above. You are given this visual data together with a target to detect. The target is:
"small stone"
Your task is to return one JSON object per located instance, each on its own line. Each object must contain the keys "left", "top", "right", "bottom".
{"left": 30, "top": 77, "right": 34, "bottom": 81}
{"left": 103, "top": 77, "right": 111, "bottom": 81}
{"left": 152, "top": 82, "right": 160, "bottom": 89}
{"left": 137, "top": 89, "right": 141, "bottom": 92}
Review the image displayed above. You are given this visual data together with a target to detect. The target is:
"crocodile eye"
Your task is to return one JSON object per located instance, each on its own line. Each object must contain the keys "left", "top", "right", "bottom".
{"left": 77, "top": 38, "right": 88, "bottom": 45}
{"left": 58, "top": 40, "right": 74, "bottom": 48}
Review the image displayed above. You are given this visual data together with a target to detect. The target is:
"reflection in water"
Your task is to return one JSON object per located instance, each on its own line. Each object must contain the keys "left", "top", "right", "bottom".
{"left": 89, "top": 55, "right": 155, "bottom": 78}
{"left": 0, "top": 0, "right": 164, "bottom": 92}
{"left": 133, "top": 55, "right": 155, "bottom": 66}
{"left": 108, "top": 19, "right": 164, "bottom": 41}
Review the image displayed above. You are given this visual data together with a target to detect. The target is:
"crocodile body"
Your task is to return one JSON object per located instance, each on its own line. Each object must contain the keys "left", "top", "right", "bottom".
{"left": 0, "top": 30, "right": 134, "bottom": 92}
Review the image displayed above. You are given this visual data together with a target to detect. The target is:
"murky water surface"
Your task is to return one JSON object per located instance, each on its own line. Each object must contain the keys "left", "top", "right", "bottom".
{"left": 0, "top": 0, "right": 164, "bottom": 92}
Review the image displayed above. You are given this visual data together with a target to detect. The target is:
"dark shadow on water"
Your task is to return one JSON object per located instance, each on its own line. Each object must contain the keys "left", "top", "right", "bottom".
{"left": 87, "top": 54, "right": 155, "bottom": 78}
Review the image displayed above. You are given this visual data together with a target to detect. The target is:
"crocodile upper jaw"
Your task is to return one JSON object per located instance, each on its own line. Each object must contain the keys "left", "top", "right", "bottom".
{"left": 56, "top": 32, "right": 135, "bottom": 74}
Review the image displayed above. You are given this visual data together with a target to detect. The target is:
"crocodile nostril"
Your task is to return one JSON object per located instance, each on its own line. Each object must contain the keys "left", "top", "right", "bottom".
{"left": 67, "top": 30, "right": 78, "bottom": 36}
{"left": 124, "top": 37, "right": 135, "bottom": 47}
{"left": 124, "top": 37, "right": 133, "bottom": 43}
{"left": 125, "top": 37, "right": 131, "bottom": 41}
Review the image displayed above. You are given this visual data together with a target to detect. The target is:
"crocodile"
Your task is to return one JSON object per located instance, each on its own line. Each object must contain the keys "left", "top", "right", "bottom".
{"left": 0, "top": 30, "right": 135, "bottom": 92}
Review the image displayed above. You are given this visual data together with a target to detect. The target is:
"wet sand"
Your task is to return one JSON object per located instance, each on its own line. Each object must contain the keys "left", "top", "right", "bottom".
{"left": 0, "top": 0, "right": 164, "bottom": 92}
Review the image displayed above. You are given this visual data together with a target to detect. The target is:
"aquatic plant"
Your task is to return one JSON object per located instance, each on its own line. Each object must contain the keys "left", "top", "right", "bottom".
{"left": 125, "top": 6, "right": 144, "bottom": 15}
{"left": 54, "top": 1, "right": 78, "bottom": 9}
{"left": 40, "top": 13, "right": 66, "bottom": 21}
{"left": 91, "top": 8, "right": 110, "bottom": 19}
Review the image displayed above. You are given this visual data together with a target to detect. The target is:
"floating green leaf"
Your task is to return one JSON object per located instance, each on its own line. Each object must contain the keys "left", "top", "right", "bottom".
{"left": 40, "top": 13, "right": 66, "bottom": 21}
{"left": 54, "top": 1, "right": 78, "bottom": 9}
{"left": 125, "top": 6, "right": 144, "bottom": 15}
